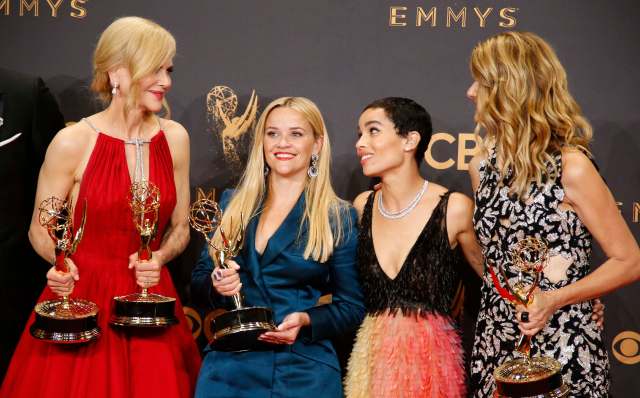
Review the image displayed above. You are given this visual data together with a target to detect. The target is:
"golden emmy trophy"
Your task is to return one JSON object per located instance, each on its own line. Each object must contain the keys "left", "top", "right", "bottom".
{"left": 189, "top": 189, "right": 276, "bottom": 352}
{"left": 110, "top": 181, "right": 178, "bottom": 327}
{"left": 488, "top": 237, "right": 569, "bottom": 397}
{"left": 30, "top": 197, "right": 101, "bottom": 343}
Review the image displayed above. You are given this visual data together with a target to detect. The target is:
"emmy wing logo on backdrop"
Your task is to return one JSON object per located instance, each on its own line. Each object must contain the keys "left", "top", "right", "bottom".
{"left": 206, "top": 85, "right": 258, "bottom": 172}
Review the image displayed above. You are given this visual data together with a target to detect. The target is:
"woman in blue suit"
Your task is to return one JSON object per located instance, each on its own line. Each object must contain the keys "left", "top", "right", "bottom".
{"left": 192, "top": 96, "right": 365, "bottom": 398}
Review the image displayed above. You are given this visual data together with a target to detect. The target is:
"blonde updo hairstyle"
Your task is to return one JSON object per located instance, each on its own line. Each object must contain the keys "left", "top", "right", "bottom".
{"left": 91, "top": 16, "right": 176, "bottom": 116}
{"left": 470, "top": 31, "right": 592, "bottom": 198}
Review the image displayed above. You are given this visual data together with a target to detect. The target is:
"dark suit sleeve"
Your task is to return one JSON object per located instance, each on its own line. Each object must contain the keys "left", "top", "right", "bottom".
{"left": 302, "top": 207, "right": 365, "bottom": 342}
{"left": 191, "top": 240, "right": 227, "bottom": 309}
{"left": 190, "top": 189, "right": 234, "bottom": 309}
{"left": 30, "top": 78, "right": 64, "bottom": 163}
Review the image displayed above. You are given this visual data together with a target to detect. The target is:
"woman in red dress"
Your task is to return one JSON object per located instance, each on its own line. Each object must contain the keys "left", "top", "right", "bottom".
{"left": 1, "top": 17, "right": 200, "bottom": 398}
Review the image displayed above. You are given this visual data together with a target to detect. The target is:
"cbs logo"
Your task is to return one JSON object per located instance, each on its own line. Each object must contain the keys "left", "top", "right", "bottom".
{"left": 183, "top": 306, "right": 202, "bottom": 340}
{"left": 612, "top": 331, "right": 640, "bottom": 365}
{"left": 425, "top": 132, "right": 480, "bottom": 170}
{"left": 183, "top": 306, "right": 226, "bottom": 343}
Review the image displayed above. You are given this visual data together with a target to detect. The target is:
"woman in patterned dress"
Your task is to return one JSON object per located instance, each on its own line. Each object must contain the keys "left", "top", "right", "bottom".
{"left": 467, "top": 31, "right": 640, "bottom": 396}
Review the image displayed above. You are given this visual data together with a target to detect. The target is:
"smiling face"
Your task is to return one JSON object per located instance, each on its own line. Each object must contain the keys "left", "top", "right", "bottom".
{"left": 111, "top": 58, "right": 173, "bottom": 113}
{"left": 355, "top": 107, "right": 409, "bottom": 177}
{"left": 263, "top": 106, "right": 322, "bottom": 180}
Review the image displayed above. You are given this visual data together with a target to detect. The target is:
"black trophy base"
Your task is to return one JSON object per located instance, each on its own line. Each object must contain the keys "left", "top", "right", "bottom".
{"left": 494, "top": 357, "right": 569, "bottom": 398}
{"left": 30, "top": 298, "right": 101, "bottom": 344}
{"left": 110, "top": 292, "right": 178, "bottom": 327}
{"left": 210, "top": 306, "right": 277, "bottom": 352}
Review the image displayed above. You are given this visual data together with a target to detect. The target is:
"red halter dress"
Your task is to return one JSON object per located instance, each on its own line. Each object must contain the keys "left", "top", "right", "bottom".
{"left": 1, "top": 127, "right": 201, "bottom": 398}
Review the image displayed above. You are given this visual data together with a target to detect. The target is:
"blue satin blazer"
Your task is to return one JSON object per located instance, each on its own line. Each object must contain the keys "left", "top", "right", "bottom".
{"left": 192, "top": 190, "right": 364, "bottom": 398}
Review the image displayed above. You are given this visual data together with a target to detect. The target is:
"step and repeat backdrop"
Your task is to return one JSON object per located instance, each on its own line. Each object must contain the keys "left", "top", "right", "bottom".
{"left": 1, "top": 1, "right": 638, "bottom": 395}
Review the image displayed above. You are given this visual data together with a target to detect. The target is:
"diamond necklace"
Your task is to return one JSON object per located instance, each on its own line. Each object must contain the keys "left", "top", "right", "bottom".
{"left": 377, "top": 180, "right": 428, "bottom": 220}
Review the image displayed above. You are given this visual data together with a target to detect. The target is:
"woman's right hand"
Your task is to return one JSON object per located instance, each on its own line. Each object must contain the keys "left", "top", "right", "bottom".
{"left": 211, "top": 259, "right": 242, "bottom": 296}
{"left": 46, "top": 258, "right": 79, "bottom": 297}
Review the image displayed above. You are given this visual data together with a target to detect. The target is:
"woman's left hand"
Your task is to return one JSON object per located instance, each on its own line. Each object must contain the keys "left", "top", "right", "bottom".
{"left": 258, "top": 312, "right": 310, "bottom": 345}
{"left": 591, "top": 298, "right": 605, "bottom": 329}
{"left": 515, "top": 289, "right": 559, "bottom": 336}
{"left": 128, "top": 251, "right": 163, "bottom": 289}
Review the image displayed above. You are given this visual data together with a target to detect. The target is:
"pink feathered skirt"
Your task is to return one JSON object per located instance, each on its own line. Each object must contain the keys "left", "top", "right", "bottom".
{"left": 345, "top": 311, "right": 465, "bottom": 398}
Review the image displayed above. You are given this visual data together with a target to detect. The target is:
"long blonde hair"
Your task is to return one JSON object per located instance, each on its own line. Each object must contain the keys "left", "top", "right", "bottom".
{"left": 91, "top": 16, "right": 176, "bottom": 117}
{"left": 470, "top": 31, "right": 592, "bottom": 198}
{"left": 213, "top": 97, "right": 349, "bottom": 263}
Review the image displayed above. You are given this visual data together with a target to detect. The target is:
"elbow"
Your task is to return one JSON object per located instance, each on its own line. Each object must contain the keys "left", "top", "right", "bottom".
{"left": 347, "top": 306, "right": 366, "bottom": 334}
{"left": 181, "top": 226, "right": 191, "bottom": 249}
{"left": 619, "top": 250, "right": 640, "bottom": 284}
{"left": 345, "top": 300, "right": 366, "bottom": 330}
{"left": 355, "top": 305, "right": 366, "bottom": 326}
{"left": 28, "top": 227, "right": 35, "bottom": 247}
{"left": 28, "top": 223, "right": 40, "bottom": 249}
{"left": 175, "top": 223, "right": 190, "bottom": 252}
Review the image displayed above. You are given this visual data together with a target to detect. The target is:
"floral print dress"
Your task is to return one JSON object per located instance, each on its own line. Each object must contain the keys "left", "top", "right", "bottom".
{"left": 470, "top": 151, "right": 609, "bottom": 397}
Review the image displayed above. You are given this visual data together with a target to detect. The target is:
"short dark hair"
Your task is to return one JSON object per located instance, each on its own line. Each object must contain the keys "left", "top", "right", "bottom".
{"left": 363, "top": 97, "right": 432, "bottom": 165}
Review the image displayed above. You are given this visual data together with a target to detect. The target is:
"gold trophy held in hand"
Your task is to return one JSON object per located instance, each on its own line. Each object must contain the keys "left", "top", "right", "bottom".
{"left": 30, "top": 197, "right": 101, "bottom": 343}
{"left": 110, "top": 181, "right": 178, "bottom": 327}
{"left": 488, "top": 237, "right": 569, "bottom": 397}
{"left": 189, "top": 189, "right": 276, "bottom": 352}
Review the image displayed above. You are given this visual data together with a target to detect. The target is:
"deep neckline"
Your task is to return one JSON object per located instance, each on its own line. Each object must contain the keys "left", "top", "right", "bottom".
{"left": 253, "top": 193, "right": 304, "bottom": 257}
{"left": 369, "top": 191, "right": 445, "bottom": 281}
{"left": 99, "top": 131, "right": 167, "bottom": 186}
{"left": 98, "top": 130, "right": 165, "bottom": 143}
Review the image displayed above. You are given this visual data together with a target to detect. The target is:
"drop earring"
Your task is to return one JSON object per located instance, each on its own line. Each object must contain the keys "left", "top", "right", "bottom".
{"left": 308, "top": 154, "right": 319, "bottom": 178}
{"left": 111, "top": 82, "right": 119, "bottom": 96}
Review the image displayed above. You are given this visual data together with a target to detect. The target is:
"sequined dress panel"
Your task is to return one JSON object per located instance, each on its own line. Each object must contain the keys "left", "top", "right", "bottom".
{"left": 469, "top": 151, "right": 609, "bottom": 397}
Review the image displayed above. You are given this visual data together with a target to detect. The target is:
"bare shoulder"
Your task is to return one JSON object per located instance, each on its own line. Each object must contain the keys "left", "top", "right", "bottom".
{"left": 353, "top": 190, "right": 373, "bottom": 218}
{"left": 447, "top": 191, "right": 474, "bottom": 218}
{"left": 47, "top": 122, "right": 93, "bottom": 160}
{"left": 443, "top": 191, "right": 474, "bottom": 239}
{"left": 159, "top": 119, "right": 190, "bottom": 164}
{"left": 561, "top": 147, "right": 598, "bottom": 184}
{"left": 160, "top": 118, "right": 189, "bottom": 145}
{"left": 426, "top": 182, "right": 471, "bottom": 214}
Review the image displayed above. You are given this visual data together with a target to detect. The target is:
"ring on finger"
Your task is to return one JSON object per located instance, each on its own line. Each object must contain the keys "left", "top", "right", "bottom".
{"left": 521, "top": 311, "right": 530, "bottom": 323}
{"left": 213, "top": 269, "right": 224, "bottom": 281}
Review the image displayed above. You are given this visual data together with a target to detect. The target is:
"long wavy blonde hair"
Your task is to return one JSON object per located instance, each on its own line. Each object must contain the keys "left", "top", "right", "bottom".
{"left": 470, "top": 31, "right": 592, "bottom": 198}
{"left": 91, "top": 16, "right": 175, "bottom": 117}
{"left": 212, "top": 97, "right": 350, "bottom": 263}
